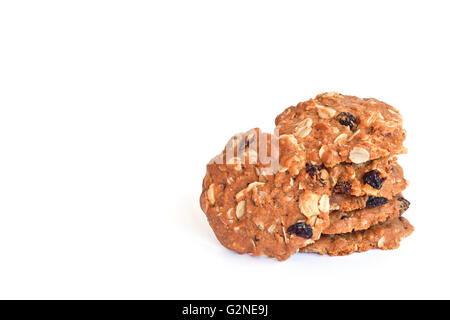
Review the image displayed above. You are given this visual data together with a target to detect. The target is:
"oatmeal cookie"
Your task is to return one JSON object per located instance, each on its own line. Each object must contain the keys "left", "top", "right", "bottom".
{"left": 329, "top": 182, "right": 406, "bottom": 212}
{"left": 275, "top": 92, "right": 407, "bottom": 167}
{"left": 300, "top": 217, "right": 414, "bottom": 256}
{"left": 324, "top": 195, "right": 410, "bottom": 235}
{"left": 296, "top": 156, "right": 407, "bottom": 199}
{"left": 200, "top": 129, "right": 331, "bottom": 261}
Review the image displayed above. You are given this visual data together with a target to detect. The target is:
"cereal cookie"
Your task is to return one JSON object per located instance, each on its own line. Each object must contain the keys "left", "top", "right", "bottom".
{"left": 324, "top": 195, "right": 410, "bottom": 235}
{"left": 300, "top": 217, "right": 414, "bottom": 256}
{"left": 275, "top": 92, "right": 407, "bottom": 167}
{"left": 200, "top": 129, "right": 331, "bottom": 261}
{"left": 296, "top": 156, "right": 407, "bottom": 200}
{"left": 200, "top": 93, "right": 412, "bottom": 261}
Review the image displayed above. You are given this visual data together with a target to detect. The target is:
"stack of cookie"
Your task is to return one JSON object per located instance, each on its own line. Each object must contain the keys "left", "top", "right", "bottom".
{"left": 200, "top": 93, "right": 413, "bottom": 261}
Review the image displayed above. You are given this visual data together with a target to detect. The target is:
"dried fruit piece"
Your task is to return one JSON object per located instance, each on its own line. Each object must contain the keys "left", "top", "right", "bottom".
{"left": 305, "top": 163, "right": 327, "bottom": 186}
{"left": 336, "top": 112, "right": 357, "bottom": 130}
{"left": 366, "top": 196, "right": 388, "bottom": 207}
{"left": 286, "top": 222, "right": 313, "bottom": 239}
{"left": 363, "top": 170, "right": 386, "bottom": 190}
{"left": 333, "top": 181, "right": 352, "bottom": 194}
{"left": 398, "top": 196, "right": 410, "bottom": 214}
{"left": 306, "top": 163, "right": 324, "bottom": 178}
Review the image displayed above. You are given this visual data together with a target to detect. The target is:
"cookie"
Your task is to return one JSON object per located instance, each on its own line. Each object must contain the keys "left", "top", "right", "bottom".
{"left": 329, "top": 179, "right": 406, "bottom": 213}
{"left": 324, "top": 195, "right": 410, "bottom": 235}
{"left": 296, "top": 156, "right": 407, "bottom": 199}
{"left": 200, "top": 129, "right": 331, "bottom": 261}
{"left": 300, "top": 217, "right": 414, "bottom": 256}
{"left": 200, "top": 93, "right": 411, "bottom": 261}
{"left": 275, "top": 92, "right": 407, "bottom": 167}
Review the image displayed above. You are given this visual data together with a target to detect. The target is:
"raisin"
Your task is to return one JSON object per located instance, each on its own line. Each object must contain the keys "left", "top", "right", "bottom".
{"left": 333, "top": 181, "right": 352, "bottom": 194}
{"left": 336, "top": 112, "right": 357, "bottom": 131}
{"left": 286, "top": 222, "right": 313, "bottom": 239}
{"left": 397, "top": 196, "right": 410, "bottom": 214}
{"left": 306, "top": 163, "right": 323, "bottom": 178}
{"left": 305, "top": 164, "right": 327, "bottom": 186}
{"left": 363, "top": 170, "right": 386, "bottom": 190}
{"left": 366, "top": 196, "right": 389, "bottom": 207}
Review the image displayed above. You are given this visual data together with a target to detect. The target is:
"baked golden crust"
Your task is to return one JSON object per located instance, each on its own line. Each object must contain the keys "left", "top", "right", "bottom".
{"left": 300, "top": 217, "right": 414, "bottom": 256}
{"left": 275, "top": 93, "right": 407, "bottom": 167}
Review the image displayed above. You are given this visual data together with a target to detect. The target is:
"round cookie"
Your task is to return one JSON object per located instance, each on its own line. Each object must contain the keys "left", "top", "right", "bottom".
{"left": 300, "top": 217, "right": 414, "bottom": 256}
{"left": 275, "top": 92, "right": 407, "bottom": 167}
{"left": 324, "top": 195, "right": 410, "bottom": 235}
{"left": 200, "top": 129, "right": 331, "bottom": 261}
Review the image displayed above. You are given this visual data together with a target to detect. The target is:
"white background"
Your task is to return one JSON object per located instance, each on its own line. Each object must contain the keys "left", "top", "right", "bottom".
{"left": 0, "top": 0, "right": 449, "bottom": 299}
